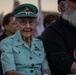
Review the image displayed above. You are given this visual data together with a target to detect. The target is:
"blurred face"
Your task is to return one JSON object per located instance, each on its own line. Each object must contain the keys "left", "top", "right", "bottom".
{"left": 62, "top": 0, "right": 76, "bottom": 27}
{"left": 16, "top": 18, "right": 36, "bottom": 39}
{"left": 5, "top": 17, "right": 18, "bottom": 35}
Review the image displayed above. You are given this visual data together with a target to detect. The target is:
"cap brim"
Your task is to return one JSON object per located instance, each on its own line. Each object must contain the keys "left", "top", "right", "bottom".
{"left": 15, "top": 12, "right": 37, "bottom": 18}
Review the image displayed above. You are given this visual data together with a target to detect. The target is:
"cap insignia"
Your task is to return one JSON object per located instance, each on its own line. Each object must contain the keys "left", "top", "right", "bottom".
{"left": 24, "top": 7, "right": 29, "bottom": 12}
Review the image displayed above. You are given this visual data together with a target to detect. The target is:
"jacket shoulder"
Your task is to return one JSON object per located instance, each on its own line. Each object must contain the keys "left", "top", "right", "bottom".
{"left": 34, "top": 38, "right": 44, "bottom": 48}
{"left": 0, "top": 35, "right": 14, "bottom": 45}
{"left": 34, "top": 38, "right": 43, "bottom": 43}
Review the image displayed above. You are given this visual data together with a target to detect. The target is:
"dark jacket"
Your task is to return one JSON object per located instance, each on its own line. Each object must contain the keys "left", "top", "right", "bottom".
{"left": 0, "top": 32, "right": 7, "bottom": 41}
{"left": 0, "top": 33, "right": 7, "bottom": 75}
{"left": 41, "top": 17, "right": 76, "bottom": 75}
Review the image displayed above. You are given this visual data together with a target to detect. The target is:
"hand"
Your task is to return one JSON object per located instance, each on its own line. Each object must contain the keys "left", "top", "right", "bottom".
{"left": 7, "top": 70, "right": 23, "bottom": 75}
{"left": 43, "top": 69, "right": 51, "bottom": 75}
{"left": 71, "top": 62, "right": 76, "bottom": 73}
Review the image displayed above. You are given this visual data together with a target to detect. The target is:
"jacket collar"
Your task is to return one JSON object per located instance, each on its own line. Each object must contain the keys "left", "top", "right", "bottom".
{"left": 13, "top": 30, "right": 36, "bottom": 47}
{"left": 13, "top": 30, "right": 24, "bottom": 45}
{"left": 59, "top": 16, "right": 70, "bottom": 27}
{"left": 58, "top": 16, "right": 76, "bottom": 33}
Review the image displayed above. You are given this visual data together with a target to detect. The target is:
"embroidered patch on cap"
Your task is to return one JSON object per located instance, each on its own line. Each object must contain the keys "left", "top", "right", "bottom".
{"left": 24, "top": 7, "right": 29, "bottom": 12}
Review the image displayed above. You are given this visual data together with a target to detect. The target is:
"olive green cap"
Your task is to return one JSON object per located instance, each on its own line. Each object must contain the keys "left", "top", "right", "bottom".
{"left": 14, "top": 3, "right": 38, "bottom": 18}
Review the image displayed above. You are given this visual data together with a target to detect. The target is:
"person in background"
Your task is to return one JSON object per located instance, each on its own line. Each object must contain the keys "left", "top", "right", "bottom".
{"left": 0, "top": 25, "right": 3, "bottom": 36}
{"left": 0, "top": 13, "right": 18, "bottom": 41}
{"left": 0, "top": 12, "right": 18, "bottom": 75}
{"left": 43, "top": 13, "right": 59, "bottom": 28}
{"left": 0, "top": 3, "right": 51, "bottom": 75}
{"left": 0, "top": 13, "right": 4, "bottom": 36}
{"left": 40, "top": 0, "right": 76, "bottom": 75}
{"left": 37, "top": 13, "right": 59, "bottom": 39}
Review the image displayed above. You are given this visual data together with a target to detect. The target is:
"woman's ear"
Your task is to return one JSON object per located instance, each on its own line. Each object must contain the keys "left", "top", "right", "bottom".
{"left": 4, "top": 25, "right": 8, "bottom": 31}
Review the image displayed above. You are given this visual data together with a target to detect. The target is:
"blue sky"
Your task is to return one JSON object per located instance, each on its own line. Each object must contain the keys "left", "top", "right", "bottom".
{"left": 0, "top": 0, "right": 58, "bottom": 15}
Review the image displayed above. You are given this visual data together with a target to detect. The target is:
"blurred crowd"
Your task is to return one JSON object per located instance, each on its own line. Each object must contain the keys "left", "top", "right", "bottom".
{"left": 0, "top": 0, "right": 59, "bottom": 38}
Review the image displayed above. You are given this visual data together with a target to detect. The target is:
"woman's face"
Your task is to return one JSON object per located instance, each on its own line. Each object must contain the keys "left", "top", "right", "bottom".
{"left": 4, "top": 17, "right": 18, "bottom": 35}
{"left": 17, "top": 18, "right": 36, "bottom": 39}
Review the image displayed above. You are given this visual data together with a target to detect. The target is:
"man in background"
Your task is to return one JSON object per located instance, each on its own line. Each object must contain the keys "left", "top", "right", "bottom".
{"left": 41, "top": 0, "right": 76, "bottom": 75}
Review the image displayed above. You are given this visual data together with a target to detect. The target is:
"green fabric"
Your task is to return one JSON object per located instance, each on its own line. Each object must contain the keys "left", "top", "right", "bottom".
{"left": 14, "top": 4, "right": 38, "bottom": 18}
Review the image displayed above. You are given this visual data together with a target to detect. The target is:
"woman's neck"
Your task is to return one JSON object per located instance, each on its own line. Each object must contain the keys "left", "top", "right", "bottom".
{"left": 5, "top": 31, "right": 14, "bottom": 36}
{"left": 23, "top": 37, "right": 31, "bottom": 47}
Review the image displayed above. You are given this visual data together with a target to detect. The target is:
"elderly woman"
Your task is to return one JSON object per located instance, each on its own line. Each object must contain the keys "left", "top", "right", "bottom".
{"left": 0, "top": 4, "right": 51, "bottom": 75}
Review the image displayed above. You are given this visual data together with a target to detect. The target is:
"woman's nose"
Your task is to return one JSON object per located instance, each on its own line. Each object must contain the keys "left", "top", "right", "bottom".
{"left": 26, "top": 22, "right": 30, "bottom": 27}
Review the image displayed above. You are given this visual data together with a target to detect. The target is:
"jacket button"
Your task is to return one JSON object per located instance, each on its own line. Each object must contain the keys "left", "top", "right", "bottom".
{"left": 31, "top": 64, "right": 34, "bottom": 67}
{"left": 30, "top": 70, "right": 33, "bottom": 73}
{"left": 39, "top": 54, "right": 41, "bottom": 56}
{"left": 29, "top": 57, "right": 33, "bottom": 60}
{"left": 18, "top": 51, "right": 21, "bottom": 53}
